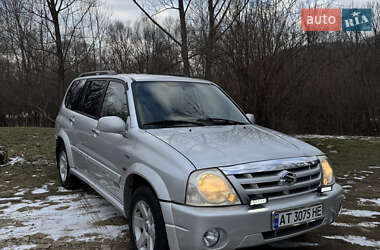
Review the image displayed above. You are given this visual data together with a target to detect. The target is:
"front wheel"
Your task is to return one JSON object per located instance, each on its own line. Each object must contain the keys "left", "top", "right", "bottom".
{"left": 129, "top": 186, "right": 169, "bottom": 250}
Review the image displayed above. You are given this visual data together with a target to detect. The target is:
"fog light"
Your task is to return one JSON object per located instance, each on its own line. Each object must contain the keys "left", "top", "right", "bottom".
{"left": 203, "top": 229, "right": 220, "bottom": 247}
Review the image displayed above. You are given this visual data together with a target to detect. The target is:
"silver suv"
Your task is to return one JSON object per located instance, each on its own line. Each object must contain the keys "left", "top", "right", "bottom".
{"left": 55, "top": 71, "right": 344, "bottom": 250}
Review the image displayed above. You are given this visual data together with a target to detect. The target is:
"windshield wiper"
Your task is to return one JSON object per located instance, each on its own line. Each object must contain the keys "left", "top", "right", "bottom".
{"left": 143, "top": 119, "right": 205, "bottom": 128}
{"left": 196, "top": 117, "right": 247, "bottom": 125}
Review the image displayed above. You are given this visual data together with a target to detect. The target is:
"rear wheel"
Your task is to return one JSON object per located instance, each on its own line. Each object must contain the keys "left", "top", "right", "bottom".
{"left": 129, "top": 186, "right": 169, "bottom": 250}
{"left": 57, "top": 146, "right": 80, "bottom": 189}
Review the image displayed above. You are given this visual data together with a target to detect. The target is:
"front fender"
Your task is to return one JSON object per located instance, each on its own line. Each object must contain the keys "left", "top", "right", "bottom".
{"left": 121, "top": 162, "right": 173, "bottom": 217}
{"left": 122, "top": 162, "right": 171, "bottom": 201}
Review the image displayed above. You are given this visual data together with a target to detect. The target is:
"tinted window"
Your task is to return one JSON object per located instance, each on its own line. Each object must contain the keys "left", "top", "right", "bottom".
{"left": 101, "top": 81, "right": 128, "bottom": 119}
{"left": 65, "top": 80, "right": 86, "bottom": 110}
{"left": 80, "top": 80, "right": 108, "bottom": 118}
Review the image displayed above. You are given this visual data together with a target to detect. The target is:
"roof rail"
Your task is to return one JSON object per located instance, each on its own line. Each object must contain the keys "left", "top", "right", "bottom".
{"left": 79, "top": 70, "right": 117, "bottom": 77}
{"left": 164, "top": 73, "right": 188, "bottom": 77}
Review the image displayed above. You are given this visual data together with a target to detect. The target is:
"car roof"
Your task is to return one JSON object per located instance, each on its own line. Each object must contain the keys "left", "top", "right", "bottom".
{"left": 75, "top": 73, "right": 213, "bottom": 84}
{"left": 123, "top": 74, "right": 212, "bottom": 84}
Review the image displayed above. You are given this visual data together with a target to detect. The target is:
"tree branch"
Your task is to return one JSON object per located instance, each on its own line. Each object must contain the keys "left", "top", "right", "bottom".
{"left": 132, "top": 0, "right": 182, "bottom": 47}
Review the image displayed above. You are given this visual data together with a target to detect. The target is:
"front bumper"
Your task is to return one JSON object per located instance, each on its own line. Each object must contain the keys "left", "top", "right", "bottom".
{"left": 160, "top": 184, "right": 343, "bottom": 250}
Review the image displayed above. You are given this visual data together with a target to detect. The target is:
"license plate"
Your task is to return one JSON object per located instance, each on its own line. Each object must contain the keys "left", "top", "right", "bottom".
{"left": 272, "top": 204, "right": 323, "bottom": 229}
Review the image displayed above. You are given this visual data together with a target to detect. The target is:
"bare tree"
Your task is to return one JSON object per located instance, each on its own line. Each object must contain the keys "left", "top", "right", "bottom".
{"left": 190, "top": 0, "right": 249, "bottom": 79}
{"left": 29, "top": 0, "right": 98, "bottom": 102}
{"left": 1, "top": 0, "right": 380, "bottom": 135}
{"left": 132, "top": 0, "right": 192, "bottom": 76}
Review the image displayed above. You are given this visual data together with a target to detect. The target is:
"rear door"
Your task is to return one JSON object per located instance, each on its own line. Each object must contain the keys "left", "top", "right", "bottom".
{"left": 85, "top": 80, "right": 130, "bottom": 200}
{"left": 63, "top": 79, "right": 87, "bottom": 170}
{"left": 75, "top": 79, "right": 109, "bottom": 177}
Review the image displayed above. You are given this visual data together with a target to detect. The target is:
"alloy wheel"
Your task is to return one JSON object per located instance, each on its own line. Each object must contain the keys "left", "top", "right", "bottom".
{"left": 133, "top": 200, "right": 156, "bottom": 250}
{"left": 59, "top": 152, "right": 68, "bottom": 182}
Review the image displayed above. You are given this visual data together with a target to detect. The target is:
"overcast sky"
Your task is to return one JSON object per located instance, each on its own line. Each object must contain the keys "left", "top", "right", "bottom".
{"left": 105, "top": 0, "right": 139, "bottom": 24}
{"left": 107, "top": 0, "right": 375, "bottom": 24}
{"left": 106, "top": 0, "right": 176, "bottom": 24}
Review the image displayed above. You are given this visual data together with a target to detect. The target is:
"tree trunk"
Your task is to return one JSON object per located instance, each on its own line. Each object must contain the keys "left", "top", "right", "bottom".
{"left": 47, "top": 0, "right": 65, "bottom": 104}
{"left": 178, "top": 0, "right": 190, "bottom": 76}
{"left": 205, "top": 0, "right": 216, "bottom": 80}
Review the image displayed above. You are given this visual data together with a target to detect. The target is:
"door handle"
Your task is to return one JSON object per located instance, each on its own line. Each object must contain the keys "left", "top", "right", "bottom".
{"left": 91, "top": 128, "right": 100, "bottom": 136}
{"left": 69, "top": 117, "right": 76, "bottom": 123}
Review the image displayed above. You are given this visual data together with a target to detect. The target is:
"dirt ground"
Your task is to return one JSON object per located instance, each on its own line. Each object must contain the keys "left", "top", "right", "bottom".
{"left": 0, "top": 128, "right": 379, "bottom": 250}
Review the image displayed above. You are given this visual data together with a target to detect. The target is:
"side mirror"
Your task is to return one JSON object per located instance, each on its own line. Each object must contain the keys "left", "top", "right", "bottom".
{"left": 246, "top": 113, "right": 255, "bottom": 124}
{"left": 97, "top": 116, "right": 126, "bottom": 134}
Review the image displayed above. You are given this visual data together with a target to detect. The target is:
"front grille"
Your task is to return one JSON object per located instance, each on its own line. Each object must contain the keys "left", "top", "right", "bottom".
{"left": 224, "top": 158, "right": 321, "bottom": 202}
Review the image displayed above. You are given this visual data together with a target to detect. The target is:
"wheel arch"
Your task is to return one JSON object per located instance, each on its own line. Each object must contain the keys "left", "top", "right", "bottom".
{"left": 55, "top": 130, "right": 75, "bottom": 169}
{"left": 123, "top": 164, "right": 171, "bottom": 216}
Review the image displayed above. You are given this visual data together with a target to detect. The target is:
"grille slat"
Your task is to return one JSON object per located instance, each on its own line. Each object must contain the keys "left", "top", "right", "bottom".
{"left": 227, "top": 160, "right": 321, "bottom": 201}
{"left": 289, "top": 178, "right": 320, "bottom": 190}
{"left": 295, "top": 167, "right": 320, "bottom": 178}
{"left": 238, "top": 175, "right": 280, "bottom": 185}
{"left": 244, "top": 185, "right": 288, "bottom": 195}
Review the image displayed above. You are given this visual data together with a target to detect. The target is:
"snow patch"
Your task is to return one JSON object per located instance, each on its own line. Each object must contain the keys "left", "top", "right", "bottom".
{"left": 0, "top": 192, "right": 128, "bottom": 242}
{"left": 0, "top": 197, "right": 21, "bottom": 201}
{"left": 332, "top": 221, "right": 380, "bottom": 228}
{"left": 332, "top": 222, "right": 352, "bottom": 228}
{"left": 295, "top": 135, "right": 348, "bottom": 139}
{"left": 340, "top": 209, "right": 380, "bottom": 218}
{"left": 3, "top": 244, "right": 37, "bottom": 250}
{"left": 369, "top": 166, "right": 380, "bottom": 169}
{"left": 8, "top": 157, "right": 25, "bottom": 166}
{"left": 0, "top": 202, "right": 12, "bottom": 208}
{"left": 359, "top": 198, "right": 380, "bottom": 206}
{"left": 14, "top": 190, "right": 27, "bottom": 196}
{"left": 31, "top": 185, "right": 48, "bottom": 194}
{"left": 0, "top": 156, "right": 25, "bottom": 167}
{"left": 358, "top": 222, "right": 380, "bottom": 228}
{"left": 353, "top": 176, "right": 366, "bottom": 180}
{"left": 295, "top": 135, "right": 380, "bottom": 141}
{"left": 324, "top": 235, "right": 380, "bottom": 247}
{"left": 361, "top": 170, "right": 374, "bottom": 174}
{"left": 57, "top": 187, "right": 73, "bottom": 193}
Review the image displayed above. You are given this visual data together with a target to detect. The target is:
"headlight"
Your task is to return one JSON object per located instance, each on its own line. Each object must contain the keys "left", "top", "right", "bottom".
{"left": 318, "top": 156, "right": 335, "bottom": 187}
{"left": 186, "top": 169, "right": 241, "bottom": 206}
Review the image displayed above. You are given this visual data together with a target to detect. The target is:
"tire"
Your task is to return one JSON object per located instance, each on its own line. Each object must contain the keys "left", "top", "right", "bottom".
{"left": 129, "top": 186, "right": 169, "bottom": 250}
{"left": 57, "top": 145, "right": 80, "bottom": 190}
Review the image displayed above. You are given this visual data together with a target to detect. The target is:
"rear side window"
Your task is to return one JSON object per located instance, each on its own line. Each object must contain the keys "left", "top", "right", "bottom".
{"left": 65, "top": 80, "right": 86, "bottom": 111}
{"left": 80, "top": 80, "right": 108, "bottom": 118}
{"left": 101, "top": 81, "right": 128, "bottom": 119}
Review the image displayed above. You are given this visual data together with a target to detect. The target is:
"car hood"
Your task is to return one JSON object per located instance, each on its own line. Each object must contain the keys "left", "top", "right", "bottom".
{"left": 146, "top": 125, "right": 323, "bottom": 169}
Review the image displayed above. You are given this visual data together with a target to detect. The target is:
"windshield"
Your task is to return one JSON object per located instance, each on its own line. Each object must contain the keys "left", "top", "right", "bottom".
{"left": 132, "top": 81, "right": 250, "bottom": 129}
